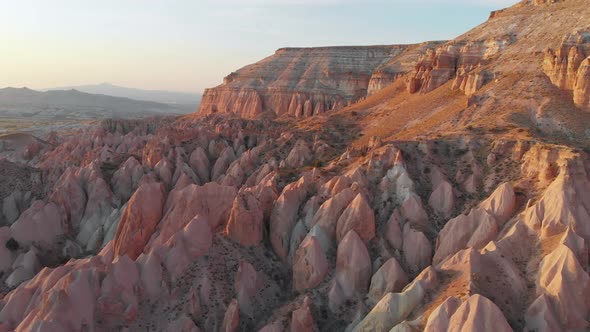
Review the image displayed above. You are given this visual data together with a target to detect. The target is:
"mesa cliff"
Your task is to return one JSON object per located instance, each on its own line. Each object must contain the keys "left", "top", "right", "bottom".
{"left": 199, "top": 43, "right": 443, "bottom": 118}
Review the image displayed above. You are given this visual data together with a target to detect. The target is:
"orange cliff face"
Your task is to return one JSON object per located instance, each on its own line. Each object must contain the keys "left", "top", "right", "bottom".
{"left": 543, "top": 29, "right": 590, "bottom": 109}
{"left": 407, "top": 37, "right": 512, "bottom": 95}
{"left": 198, "top": 43, "right": 443, "bottom": 118}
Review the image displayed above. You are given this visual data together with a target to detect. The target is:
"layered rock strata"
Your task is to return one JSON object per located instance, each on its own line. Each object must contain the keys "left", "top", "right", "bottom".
{"left": 199, "top": 45, "right": 442, "bottom": 118}
{"left": 543, "top": 29, "right": 590, "bottom": 109}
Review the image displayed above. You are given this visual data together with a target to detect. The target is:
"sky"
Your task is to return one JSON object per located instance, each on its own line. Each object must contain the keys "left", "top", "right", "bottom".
{"left": 0, "top": 0, "right": 518, "bottom": 94}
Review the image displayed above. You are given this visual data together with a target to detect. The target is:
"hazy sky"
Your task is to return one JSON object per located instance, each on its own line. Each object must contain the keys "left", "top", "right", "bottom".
{"left": 0, "top": 0, "right": 518, "bottom": 94}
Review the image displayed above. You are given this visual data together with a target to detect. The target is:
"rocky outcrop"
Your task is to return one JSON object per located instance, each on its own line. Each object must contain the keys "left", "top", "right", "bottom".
{"left": 452, "top": 70, "right": 494, "bottom": 96}
{"left": 270, "top": 170, "right": 321, "bottom": 261}
{"left": 189, "top": 146, "right": 211, "bottom": 183}
{"left": 367, "top": 70, "right": 405, "bottom": 95}
{"left": 336, "top": 193, "right": 376, "bottom": 244}
{"left": 424, "top": 296, "right": 462, "bottom": 332}
{"left": 285, "top": 139, "right": 313, "bottom": 168}
{"left": 402, "top": 224, "right": 432, "bottom": 274}
{"left": 200, "top": 41, "right": 456, "bottom": 117}
{"left": 532, "top": 0, "right": 564, "bottom": 6}
{"left": 290, "top": 296, "right": 317, "bottom": 332}
{"left": 112, "top": 181, "right": 166, "bottom": 260}
{"left": 353, "top": 267, "right": 438, "bottom": 332}
{"left": 226, "top": 190, "right": 264, "bottom": 246}
{"left": 368, "top": 257, "right": 408, "bottom": 304}
{"left": 293, "top": 235, "right": 329, "bottom": 292}
{"left": 433, "top": 207, "right": 497, "bottom": 265}
{"left": 428, "top": 179, "right": 455, "bottom": 219}
{"left": 433, "top": 182, "right": 516, "bottom": 264}
{"left": 446, "top": 294, "right": 513, "bottom": 332}
{"left": 2, "top": 191, "right": 33, "bottom": 225}
{"left": 533, "top": 244, "right": 590, "bottom": 330}
{"left": 479, "top": 182, "right": 516, "bottom": 224}
{"left": 223, "top": 299, "right": 240, "bottom": 332}
{"left": 111, "top": 157, "right": 144, "bottom": 202}
{"left": 10, "top": 201, "right": 64, "bottom": 247}
{"left": 543, "top": 29, "right": 590, "bottom": 109}
{"left": 149, "top": 182, "right": 236, "bottom": 248}
{"left": 329, "top": 230, "right": 371, "bottom": 310}
{"left": 235, "top": 261, "right": 262, "bottom": 316}
{"left": 574, "top": 57, "right": 590, "bottom": 109}
{"left": 408, "top": 37, "right": 511, "bottom": 95}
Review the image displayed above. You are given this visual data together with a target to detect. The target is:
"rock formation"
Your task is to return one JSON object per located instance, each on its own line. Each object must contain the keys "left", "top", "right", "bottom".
{"left": 1, "top": 1, "right": 590, "bottom": 331}
{"left": 112, "top": 180, "right": 166, "bottom": 259}
{"left": 408, "top": 37, "right": 511, "bottom": 95}
{"left": 543, "top": 29, "right": 590, "bottom": 109}
{"left": 199, "top": 44, "right": 444, "bottom": 118}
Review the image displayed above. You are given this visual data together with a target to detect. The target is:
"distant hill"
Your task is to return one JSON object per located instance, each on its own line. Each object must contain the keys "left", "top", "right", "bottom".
{"left": 45, "top": 83, "right": 201, "bottom": 106}
{"left": 0, "top": 87, "right": 191, "bottom": 120}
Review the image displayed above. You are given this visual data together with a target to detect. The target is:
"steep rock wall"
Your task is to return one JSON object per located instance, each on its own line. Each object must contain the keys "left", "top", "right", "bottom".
{"left": 543, "top": 29, "right": 590, "bottom": 109}
{"left": 407, "top": 36, "right": 512, "bottom": 95}
{"left": 199, "top": 45, "right": 438, "bottom": 118}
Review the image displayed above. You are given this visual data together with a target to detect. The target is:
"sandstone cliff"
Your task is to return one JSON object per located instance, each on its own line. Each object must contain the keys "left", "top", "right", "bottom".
{"left": 544, "top": 29, "right": 590, "bottom": 109}
{"left": 406, "top": 37, "right": 511, "bottom": 95}
{"left": 199, "top": 44, "right": 442, "bottom": 118}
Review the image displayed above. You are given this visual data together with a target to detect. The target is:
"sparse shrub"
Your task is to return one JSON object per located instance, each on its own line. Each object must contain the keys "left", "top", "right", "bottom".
{"left": 455, "top": 148, "right": 468, "bottom": 156}
{"left": 5, "top": 238, "right": 19, "bottom": 251}
{"left": 311, "top": 159, "right": 324, "bottom": 168}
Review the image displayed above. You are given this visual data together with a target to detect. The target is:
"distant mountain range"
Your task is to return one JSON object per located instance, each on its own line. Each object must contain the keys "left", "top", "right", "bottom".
{"left": 44, "top": 83, "right": 201, "bottom": 106}
{"left": 0, "top": 87, "right": 193, "bottom": 121}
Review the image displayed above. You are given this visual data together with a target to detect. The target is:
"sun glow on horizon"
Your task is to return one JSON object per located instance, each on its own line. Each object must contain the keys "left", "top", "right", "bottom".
{"left": 0, "top": 0, "right": 518, "bottom": 94}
